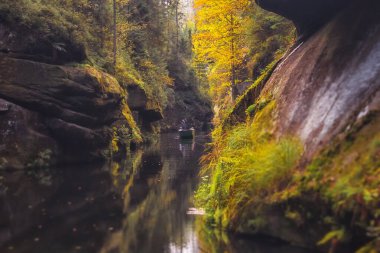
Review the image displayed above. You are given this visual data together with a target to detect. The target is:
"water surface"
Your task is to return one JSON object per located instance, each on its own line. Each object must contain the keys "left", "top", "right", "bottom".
{"left": 0, "top": 133, "right": 312, "bottom": 253}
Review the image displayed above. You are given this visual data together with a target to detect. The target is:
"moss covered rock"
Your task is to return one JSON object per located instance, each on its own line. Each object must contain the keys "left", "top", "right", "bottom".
{"left": 0, "top": 55, "right": 140, "bottom": 169}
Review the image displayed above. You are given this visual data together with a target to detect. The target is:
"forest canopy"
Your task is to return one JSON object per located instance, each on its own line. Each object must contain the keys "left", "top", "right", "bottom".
{"left": 0, "top": 0, "right": 196, "bottom": 110}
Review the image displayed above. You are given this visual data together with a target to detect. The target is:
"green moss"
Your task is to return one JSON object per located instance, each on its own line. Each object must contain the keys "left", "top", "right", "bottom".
{"left": 26, "top": 149, "right": 53, "bottom": 170}
{"left": 122, "top": 103, "right": 143, "bottom": 144}
{"left": 245, "top": 104, "right": 257, "bottom": 116}
{"left": 245, "top": 99, "right": 271, "bottom": 117}
{"left": 302, "top": 115, "right": 380, "bottom": 214}
{"left": 221, "top": 59, "right": 279, "bottom": 128}
{"left": 291, "top": 113, "right": 380, "bottom": 250}
{"left": 82, "top": 67, "right": 143, "bottom": 155}
{"left": 0, "top": 0, "right": 93, "bottom": 57}
{"left": 110, "top": 105, "right": 143, "bottom": 159}
{"left": 235, "top": 60, "right": 278, "bottom": 106}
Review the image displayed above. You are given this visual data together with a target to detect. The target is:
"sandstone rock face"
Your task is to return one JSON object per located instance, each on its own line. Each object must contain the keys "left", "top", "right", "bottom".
{"left": 153, "top": 56, "right": 212, "bottom": 132}
{"left": 127, "top": 84, "right": 163, "bottom": 132}
{"left": 0, "top": 99, "right": 58, "bottom": 169}
{"left": 230, "top": 0, "right": 380, "bottom": 246}
{"left": 260, "top": 0, "right": 380, "bottom": 159}
{"left": 256, "top": 0, "right": 351, "bottom": 39}
{"left": 0, "top": 55, "right": 128, "bottom": 169}
{"left": 161, "top": 89, "right": 212, "bottom": 132}
{"left": 127, "top": 85, "right": 148, "bottom": 111}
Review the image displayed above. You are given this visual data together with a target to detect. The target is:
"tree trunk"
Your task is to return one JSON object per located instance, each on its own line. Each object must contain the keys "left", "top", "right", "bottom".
{"left": 230, "top": 15, "right": 238, "bottom": 100}
{"left": 175, "top": 0, "right": 179, "bottom": 56}
{"left": 113, "top": 0, "right": 117, "bottom": 70}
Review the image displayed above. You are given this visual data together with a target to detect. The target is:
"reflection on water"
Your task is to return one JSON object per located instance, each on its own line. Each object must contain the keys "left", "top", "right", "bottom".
{"left": 0, "top": 133, "right": 312, "bottom": 253}
{"left": 100, "top": 133, "right": 205, "bottom": 253}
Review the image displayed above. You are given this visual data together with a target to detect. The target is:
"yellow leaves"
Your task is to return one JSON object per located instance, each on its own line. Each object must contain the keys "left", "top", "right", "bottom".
{"left": 317, "top": 229, "right": 345, "bottom": 245}
{"left": 122, "top": 103, "right": 143, "bottom": 143}
{"left": 116, "top": 0, "right": 130, "bottom": 5}
{"left": 84, "top": 66, "right": 123, "bottom": 94}
{"left": 193, "top": 0, "right": 251, "bottom": 104}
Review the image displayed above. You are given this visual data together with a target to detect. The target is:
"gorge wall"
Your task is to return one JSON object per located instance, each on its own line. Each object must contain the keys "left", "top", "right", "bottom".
{"left": 0, "top": 21, "right": 164, "bottom": 169}
{"left": 210, "top": 0, "right": 380, "bottom": 250}
{"left": 0, "top": 55, "right": 145, "bottom": 169}
{"left": 257, "top": 0, "right": 380, "bottom": 160}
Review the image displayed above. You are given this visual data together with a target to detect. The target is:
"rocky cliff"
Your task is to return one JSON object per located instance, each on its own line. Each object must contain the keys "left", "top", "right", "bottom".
{"left": 0, "top": 55, "right": 144, "bottom": 169}
{"left": 160, "top": 57, "right": 212, "bottom": 132}
{"left": 255, "top": 0, "right": 351, "bottom": 39}
{"left": 223, "top": 0, "right": 380, "bottom": 249}
{"left": 256, "top": 0, "right": 380, "bottom": 160}
{"left": 0, "top": 3, "right": 178, "bottom": 169}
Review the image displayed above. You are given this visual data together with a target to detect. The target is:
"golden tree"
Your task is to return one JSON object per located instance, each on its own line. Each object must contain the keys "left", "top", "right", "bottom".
{"left": 193, "top": 0, "right": 250, "bottom": 108}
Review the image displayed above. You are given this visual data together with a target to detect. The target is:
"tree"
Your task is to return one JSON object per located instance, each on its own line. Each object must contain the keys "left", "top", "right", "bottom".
{"left": 193, "top": 0, "right": 250, "bottom": 105}
{"left": 113, "top": 0, "right": 117, "bottom": 69}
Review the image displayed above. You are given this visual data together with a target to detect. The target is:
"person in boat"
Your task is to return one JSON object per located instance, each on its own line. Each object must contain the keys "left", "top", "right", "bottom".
{"left": 179, "top": 119, "right": 191, "bottom": 130}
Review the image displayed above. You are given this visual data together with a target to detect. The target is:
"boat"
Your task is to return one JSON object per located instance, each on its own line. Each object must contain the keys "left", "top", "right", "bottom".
{"left": 178, "top": 127, "right": 195, "bottom": 139}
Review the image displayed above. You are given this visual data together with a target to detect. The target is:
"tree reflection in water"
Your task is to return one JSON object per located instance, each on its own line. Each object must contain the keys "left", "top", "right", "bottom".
{"left": 101, "top": 134, "right": 204, "bottom": 253}
{"left": 0, "top": 133, "right": 314, "bottom": 253}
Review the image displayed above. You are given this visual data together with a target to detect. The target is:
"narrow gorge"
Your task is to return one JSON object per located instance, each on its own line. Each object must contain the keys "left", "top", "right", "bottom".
{"left": 0, "top": 0, "right": 379, "bottom": 252}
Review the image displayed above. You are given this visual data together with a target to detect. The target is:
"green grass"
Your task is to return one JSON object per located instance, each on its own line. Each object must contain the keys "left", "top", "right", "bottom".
{"left": 195, "top": 101, "right": 303, "bottom": 227}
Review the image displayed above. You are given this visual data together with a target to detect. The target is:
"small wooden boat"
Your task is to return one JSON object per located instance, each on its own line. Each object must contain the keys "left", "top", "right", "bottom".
{"left": 178, "top": 127, "right": 195, "bottom": 139}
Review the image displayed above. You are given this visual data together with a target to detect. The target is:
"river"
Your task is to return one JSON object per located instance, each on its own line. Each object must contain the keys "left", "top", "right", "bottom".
{"left": 0, "top": 133, "right": 312, "bottom": 253}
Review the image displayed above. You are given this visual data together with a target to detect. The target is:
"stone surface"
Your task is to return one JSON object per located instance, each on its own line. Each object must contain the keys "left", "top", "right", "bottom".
{"left": 126, "top": 84, "right": 163, "bottom": 132}
{"left": 256, "top": 0, "right": 351, "bottom": 39}
{"left": 261, "top": 0, "right": 380, "bottom": 160}
{"left": 230, "top": 0, "right": 380, "bottom": 246}
{"left": 161, "top": 88, "right": 212, "bottom": 132}
{"left": 0, "top": 99, "right": 58, "bottom": 169}
{"left": 127, "top": 85, "right": 148, "bottom": 111}
{"left": 0, "top": 56, "right": 131, "bottom": 169}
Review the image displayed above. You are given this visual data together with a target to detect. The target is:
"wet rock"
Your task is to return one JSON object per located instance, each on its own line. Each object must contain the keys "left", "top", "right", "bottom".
{"left": 0, "top": 100, "right": 9, "bottom": 112}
